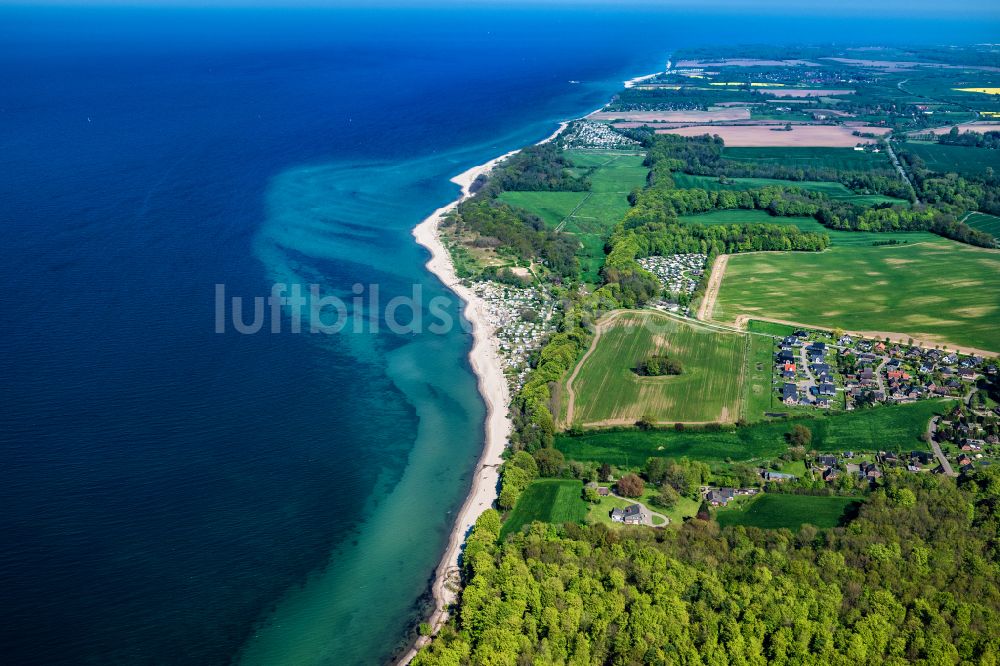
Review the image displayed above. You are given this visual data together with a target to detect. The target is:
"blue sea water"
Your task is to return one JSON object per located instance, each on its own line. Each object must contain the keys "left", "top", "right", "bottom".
{"left": 1, "top": 5, "right": 996, "bottom": 665}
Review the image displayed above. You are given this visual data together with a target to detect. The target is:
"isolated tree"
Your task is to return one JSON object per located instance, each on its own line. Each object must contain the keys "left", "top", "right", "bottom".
{"left": 696, "top": 500, "right": 711, "bottom": 521}
{"left": 786, "top": 424, "right": 813, "bottom": 447}
{"left": 616, "top": 473, "right": 645, "bottom": 498}
{"left": 583, "top": 487, "right": 601, "bottom": 504}
{"left": 598, "top": 463, "right": 612, "bottom": 482}
{"left": 636, "top": 413, "right": 656, "bottom": 430}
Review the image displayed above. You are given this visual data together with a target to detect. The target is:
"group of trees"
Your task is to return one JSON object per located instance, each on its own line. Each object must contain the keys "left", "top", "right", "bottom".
{"left": 645, "top": 133, "right": 910, "bottom": 197}
{"left": 415, "top": 471, "right": 1000, "bottom": 666}
{"left": 487, "top": 143, "right": 590, "bottom": 193}
{"left": 937, "top": 126, "right": 1000, "bottom": 150}
{"left": 635, "top": 353, "right": 683, "bottom": 376}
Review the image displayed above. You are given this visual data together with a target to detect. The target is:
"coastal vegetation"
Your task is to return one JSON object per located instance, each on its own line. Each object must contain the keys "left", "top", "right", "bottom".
{"left": 415, "top": 471, "right": 1000, "bottom": 665}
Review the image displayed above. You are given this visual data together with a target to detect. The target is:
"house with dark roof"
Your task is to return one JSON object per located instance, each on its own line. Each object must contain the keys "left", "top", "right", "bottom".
{"left": 782, "top": 383, "right": 798, "bottom": 404}
{"left": 707, "top": 488, "right": 735, "bottom": 506}
{"left": 817, "top": 455, "right": 838, "bottom": 468}
{"left": 610, "top": 504, "right": 643, "bottom": 524}
{"left": 818, "top": 382, "right": 836, "bottom": 396}
{"left": 777, "top": 349, "right": 795, "bottom": 363}
{"left": 822, "top": 467, "right": 840, "bottom": 482}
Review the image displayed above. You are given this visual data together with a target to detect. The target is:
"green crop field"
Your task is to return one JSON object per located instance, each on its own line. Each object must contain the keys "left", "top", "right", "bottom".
{"left": 565, "top": 311, "right": 746, "bottom": 426}
{"left": 716, "top": 494, "right": 861, "bottom": 531}
{"left": 554, "top": 399, "right": 952, "bottom": 467}
{"left": 721, "top": 146, "right": 894, "bottom": 171}
{"left": 565, "top": 150, "right": 649, "bottom": 193}
{"left": 714, "top": 237, "right": 1000, "bottom": 351}
{"left": 501, "top": 479, "right": 588, "bottom": 538}
{"left": 902, "top": 142, "right": 1000, "bottom": 178}
{"left": 679, "top": 210, "right": 939, "bottom": 247}
{"left": 671, "top": 173, "right": 905, "bottom": 206}
{"left": 964, "top": 212, "right": 1000, "bottom": 240}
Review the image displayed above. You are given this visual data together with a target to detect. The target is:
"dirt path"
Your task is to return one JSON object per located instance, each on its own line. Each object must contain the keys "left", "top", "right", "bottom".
{"left": 696, "top": 254, "right": 728, "bottom": 321}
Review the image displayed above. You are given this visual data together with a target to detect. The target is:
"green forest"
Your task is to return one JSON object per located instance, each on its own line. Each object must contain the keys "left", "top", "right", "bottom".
{"left": 414, "top": 471, "right": 1000, "bottom": 665}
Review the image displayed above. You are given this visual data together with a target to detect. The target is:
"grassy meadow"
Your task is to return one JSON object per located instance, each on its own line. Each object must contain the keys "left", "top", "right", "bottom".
{"left": 555, "top": 399, "right": 952, "bottom": 467}
{"left": 501, "top": 479, "right": 588, "bottom": 538}
{"left": 497, "top": 150, "right": 647, "bottom": 282}
{"left": 716, "top": 493, "right": 861, "bottom": 531}
{"left": 566, "top": 311, "right": 746, "bottom": 425}
{"left": 713, "top": 238, "right": 1000, "bottom": 351}
{"left": 903, "top": 142, "right": 1000, "bottom": 178}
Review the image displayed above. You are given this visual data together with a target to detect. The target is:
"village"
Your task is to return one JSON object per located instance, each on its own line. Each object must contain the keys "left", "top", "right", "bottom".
{"left": 774, "top": 328, "right": 996, "bottom": 411}
{"left": 471, "top": 280, "right": 558, "bottom": 391}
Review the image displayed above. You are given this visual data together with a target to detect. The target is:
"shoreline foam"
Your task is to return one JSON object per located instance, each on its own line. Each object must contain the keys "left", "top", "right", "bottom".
{"left": 398, "top": 121, "right": 566, "bottom": 663}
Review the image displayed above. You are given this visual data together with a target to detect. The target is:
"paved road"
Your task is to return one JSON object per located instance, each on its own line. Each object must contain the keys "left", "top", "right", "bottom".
{"left": 926, "top": 416, "right": 957, "bottom": 476}
{"left": 886, "top": 142, "right": 922, "bottom": 204}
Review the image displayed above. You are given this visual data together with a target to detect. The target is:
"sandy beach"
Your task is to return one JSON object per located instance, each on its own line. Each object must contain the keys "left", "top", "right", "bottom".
{"left": 398, "top": 122, "right": 566, "bottom": 663}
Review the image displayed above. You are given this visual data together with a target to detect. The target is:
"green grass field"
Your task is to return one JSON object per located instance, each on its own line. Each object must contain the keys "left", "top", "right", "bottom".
{"left": 903, "top": 142, "right": 1000, "bottom": 178}
{"left": 721, "top": 146, "right": 894, "bottom": 172}
{"left": 565, "top": 311, "right": 746, "bottom": 426}
{"left": 671, "top": 173, "right": 905, "bottom": 207}
{"left": 501, "top": 479, "right": 588, "bottom": 538}
{"left": 678, "top": 210, "right": 938, "bottom": 247}
{"left": 497, "top": 191, "right": 588, "bottom": 228}
{"left": 964, "top": 212, "right": 1000, "bottom": 240}
{"left": 743, "top": 329, "right": 776, "bottom": 421}
{"left": 716, "top": 493, "right": 860, "bottom": 531}
{"left": 714, "top": 238, "right": 1000, "bottom": 351}
{"left": 496, "top": 150, "right": 648, "bottom": 283}
{"left": 555, "top": 399, "right": 952, "bottom": 467}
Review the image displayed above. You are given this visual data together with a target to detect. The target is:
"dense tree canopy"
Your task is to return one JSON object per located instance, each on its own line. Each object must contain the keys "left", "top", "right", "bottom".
{"left": 414, "top": 471, "right": 1000, "bottom": 665}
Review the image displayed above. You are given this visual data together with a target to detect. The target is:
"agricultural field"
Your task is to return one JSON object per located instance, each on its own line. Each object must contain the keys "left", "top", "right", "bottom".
{"left": 500, "top": 479, "right": 588, "bottom": 538}
{"left": 564, "top": 310, "right": 747, "bottom": 426}
{"left": 716, "top": 493, "right": 861, "bottom": 531}
{"left": 964, "top": 212, "right": 1000, "bottom": 239}
{"left": 656, "top": 125, "right": 890, "bottom": 147}
{"left": 671, "top": 173, "right": 905, "bottom": 206}
{"left": 742, "top": 327, "right": 777, "bottom": 421}
{"left": 712, "top": 237, "right": 1000, "bottom": 352}
{"left": 902, "top": 142, "right": 1000, "bottom": 179}
{"left": 722, "top": 146, "right": 894, "bottom": 171}
{"left": 554, "top": 399, "right": 953, "bottom": 467}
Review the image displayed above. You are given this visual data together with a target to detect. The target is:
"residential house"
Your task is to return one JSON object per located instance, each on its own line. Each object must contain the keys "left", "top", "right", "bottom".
{"left": 610, "top": 504, "right": 643, "bottom": 524}
{"left": 782, "top": 383, "right": 798, "bottom": 404}
{"left": 707, "top": 488, "right": 736, "bottom": 506}
{"left": 817, "top": 455, "right": 839, "bottom": 468}
{"left": 818, "top": 382, "right": 836, "bottom": 396}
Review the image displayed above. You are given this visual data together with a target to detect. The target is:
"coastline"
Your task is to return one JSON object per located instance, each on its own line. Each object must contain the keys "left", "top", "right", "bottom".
{"left": 399, "top": 121, "right": 566, "bottom": 663}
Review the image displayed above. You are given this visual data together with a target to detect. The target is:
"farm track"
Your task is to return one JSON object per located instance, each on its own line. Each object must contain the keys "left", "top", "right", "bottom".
{"left": 696, "top": 254, "right": 729, "bottom": 321}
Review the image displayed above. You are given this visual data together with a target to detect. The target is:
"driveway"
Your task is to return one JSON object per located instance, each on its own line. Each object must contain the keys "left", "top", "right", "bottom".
{"left": 610, "top": 491, "right": 669, "bottom": 527}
